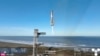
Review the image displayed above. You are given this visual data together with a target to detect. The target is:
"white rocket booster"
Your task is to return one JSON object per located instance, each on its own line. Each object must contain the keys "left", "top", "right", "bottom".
{"left": 50, "top": 10, "right": 54, "bottom": 26}
{"left": 50, "top": 10, "right": 54, "bottom": 34}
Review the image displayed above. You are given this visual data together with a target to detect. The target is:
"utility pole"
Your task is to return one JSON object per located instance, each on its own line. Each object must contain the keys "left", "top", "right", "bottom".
{"left": 33, "top": 29, "right": 46, "bottom": 56}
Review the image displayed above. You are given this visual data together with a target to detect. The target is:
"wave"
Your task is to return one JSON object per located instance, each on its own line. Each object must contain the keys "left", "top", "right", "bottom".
{"left": 0, "top": 39, "right": 70, "bottom": 47}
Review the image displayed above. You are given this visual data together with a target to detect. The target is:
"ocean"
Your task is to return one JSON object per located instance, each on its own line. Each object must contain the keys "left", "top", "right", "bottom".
{"left": 0, "top": 36, "right": 100, "bottom": 47}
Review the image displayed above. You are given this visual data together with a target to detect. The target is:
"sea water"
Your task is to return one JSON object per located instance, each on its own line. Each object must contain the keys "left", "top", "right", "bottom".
{"left": 0, "top": 36, "right": 100, "bottom": 47}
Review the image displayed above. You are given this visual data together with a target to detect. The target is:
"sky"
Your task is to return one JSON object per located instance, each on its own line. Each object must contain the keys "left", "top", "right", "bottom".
{"left": 0, "top": 0, "right": 100, "bottom": 36}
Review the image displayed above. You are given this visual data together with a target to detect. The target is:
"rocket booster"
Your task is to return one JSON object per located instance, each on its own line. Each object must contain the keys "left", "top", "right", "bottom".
{"left": 50, "top": 10, "right": 54, "bottom": 26}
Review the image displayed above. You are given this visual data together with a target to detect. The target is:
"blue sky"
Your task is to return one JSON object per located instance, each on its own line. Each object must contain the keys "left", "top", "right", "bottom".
{"left": 0, "top": 0, "right": 100, "bottom": 36}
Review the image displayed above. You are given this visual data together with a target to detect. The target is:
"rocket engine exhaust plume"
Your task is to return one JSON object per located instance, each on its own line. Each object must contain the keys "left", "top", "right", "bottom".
{"left": 52, "top": 26, "right": 54, "bottom": 35}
